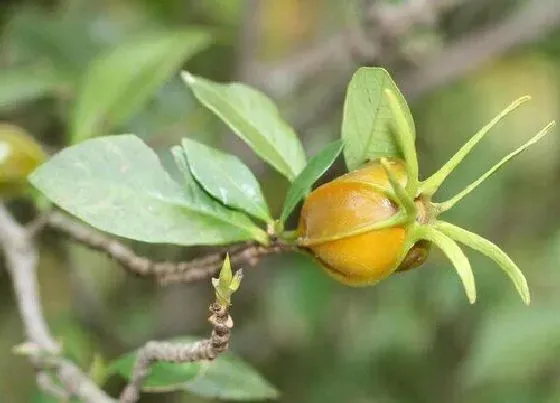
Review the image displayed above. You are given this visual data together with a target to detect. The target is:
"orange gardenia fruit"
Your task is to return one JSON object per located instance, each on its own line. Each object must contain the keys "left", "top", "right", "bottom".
{"left": 297, "top": 158, "right": 429, "bottom": 285}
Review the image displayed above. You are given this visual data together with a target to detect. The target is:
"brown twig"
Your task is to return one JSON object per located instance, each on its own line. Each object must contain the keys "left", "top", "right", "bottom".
{"left": 41, "top": 210, "right": 292, "bottom": 285}
{"left": 157, "top": 240, "right": 289, "bottom": 285}
{"left": 119, "top": 302, "right": 233, "bottom": 403}
{"left": 0, "top": 204, "right": 115, "bottom": 403}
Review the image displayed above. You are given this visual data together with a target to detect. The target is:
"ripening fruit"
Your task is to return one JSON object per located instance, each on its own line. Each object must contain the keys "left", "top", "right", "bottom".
{"left": 0, "top": 124, "right": 46, "bottom": 199}
{"left": 295, "top": 89, "right": 554, "bottom": 304}
{"left": 298, "top": 159, "right": 429, "bottom": 285}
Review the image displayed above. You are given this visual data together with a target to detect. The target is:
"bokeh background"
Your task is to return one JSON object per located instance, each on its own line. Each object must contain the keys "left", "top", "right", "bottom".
{"left": 2, "top": 0, "right": 560, "bottom": 402}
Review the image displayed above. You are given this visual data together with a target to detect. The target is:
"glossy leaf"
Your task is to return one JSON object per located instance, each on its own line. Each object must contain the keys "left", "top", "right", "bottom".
{"left": 181, "top": 138, "right": 271, "bottom": 223}
{"left": 185, "top": 353, "right": 279, "bottom": 400}
{"left": 182, "top": 72, "right": 306, "bottom": 181}
{"left": 109, "top": 338, "right": 279, "bottom": 400}
{"left": 171, "top": 145, "right": 268, "bottom": 243}
{"left": 342, "top": 67, "right": 415, "bottom": 171}
{"left": 29, "top": 135, "right": 267, "bottom": 245}
{"left": 280, "top": 140, "right": 342, "bottom": 222}
{"left": 436, "top": 221, "right": 530, "bottom": 304}
{"left": 71, "top": 30, "right": 211, "bottom": 143}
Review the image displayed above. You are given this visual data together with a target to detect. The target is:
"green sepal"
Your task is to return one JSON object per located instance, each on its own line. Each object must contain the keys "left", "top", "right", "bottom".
{"left": 420, "top": 96, "right": 531, "bottom": 197}
{"left": 435, "top": 221, "right": 530, "bottom": 305}
{"left": 380, "top": 157, "right": 416, "bottom": 222}
{"left": 298, "top": 212, "right": 408, "bottom": 247}
{"left": 413, "top": 224, "right": 476, "bottom": 304}
{"left": 436, "top": 120, "right": 556, "bottom": 212}
{"left": 384, "top": 89, "right": 419, "bottom": 195}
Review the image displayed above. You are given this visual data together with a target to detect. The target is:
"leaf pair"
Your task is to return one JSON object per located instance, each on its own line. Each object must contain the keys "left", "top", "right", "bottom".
{"left": 183, "top": 72, "right": 346, "bottom": 226}
{"left": 29, "top": 135, "right": 267, "bottom": 246}
{"left": 182, "top": 72, "right": 307, "bottom": 182}
{"left": 177, "top": 138, "right": 272, "bottom": 224}
{"left": 30, "top": 67, "right": 343, "bottom": 245}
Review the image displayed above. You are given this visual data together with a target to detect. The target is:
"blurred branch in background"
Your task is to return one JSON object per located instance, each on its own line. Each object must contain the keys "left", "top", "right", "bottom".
{"left": 0, "top": 202, "right": 244, "bottom": 402}
{"left": 401, "top": 0, "right": 560, "bottom": 99}
{"left": 0, "top": 204, "right": 114, "bottom": 403}
{"left": 250, "top": 0, "right": 467, "bottom": 96}
{"left": 248, "top": 0, "right": 560, "bottom": 133}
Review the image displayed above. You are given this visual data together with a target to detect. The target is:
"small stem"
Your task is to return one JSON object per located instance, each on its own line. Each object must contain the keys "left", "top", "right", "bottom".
{"left": 119, "top": 304, "right": 233, "bottom": 403}
{"left": 279, "top": 230, "right": 299, "bottom": 241}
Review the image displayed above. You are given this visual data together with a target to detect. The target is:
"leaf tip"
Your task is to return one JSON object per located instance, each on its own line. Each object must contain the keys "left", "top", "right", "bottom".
{"left": 521, "top": 288, "right": 531, "bottom": 306}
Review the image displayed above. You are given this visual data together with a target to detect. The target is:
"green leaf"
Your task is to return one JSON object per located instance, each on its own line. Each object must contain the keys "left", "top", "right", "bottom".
{"left": 0, "top": 67, "right": 61, "bottom": 110}
{"left": 342, "top": 67, "right": 415, "bottom": 171}
{"left": 280, "top": 140, "right": 342, "bottom": 222}
{"left": 182, "top": 72, "right": 306, "bottom": 181}
{"left": 181, "top": 138, "right": 271, "bottom": 223}
{"left": 435, "top": 221, "right": 530, "bottom": 304}
{"left": 109, "top": 338, "right": 279, "bottom": 400}
{"left": 29, "top": 135, "right": 267, "bottom": 245}
{"left": 185, "top": 353, "right": 279, "bottom": 400}
{"left": 71, "top": 30, "right": 211, "bottom": 143}
{"left": 415, "top": 225, "right": 476, "bottom": 303}
{"left": 171, "top": 145, "right": 268, "bottom": 245}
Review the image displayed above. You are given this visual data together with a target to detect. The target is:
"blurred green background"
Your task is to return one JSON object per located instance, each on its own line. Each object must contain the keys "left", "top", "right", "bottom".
{"left": 1, "top": 0, "right": 560, "bottom": 402}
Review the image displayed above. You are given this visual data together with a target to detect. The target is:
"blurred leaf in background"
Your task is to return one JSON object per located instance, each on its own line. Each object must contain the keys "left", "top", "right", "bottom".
{"left": 70, "top": 29, "right": 210, "bottom": 143}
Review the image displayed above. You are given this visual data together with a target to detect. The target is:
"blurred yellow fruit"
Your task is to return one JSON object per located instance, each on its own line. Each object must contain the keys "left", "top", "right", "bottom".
{"left": 0, "top": 123, "right": 46, "bottom": 199}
